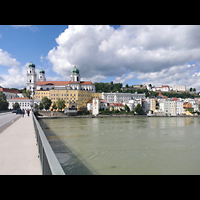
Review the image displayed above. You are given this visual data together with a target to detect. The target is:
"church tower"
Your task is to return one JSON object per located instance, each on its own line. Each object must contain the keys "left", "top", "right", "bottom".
{"left": 71, "top": 66, "right": 80, "bottom": 83}
{"left": 26, "top": 62, "right": 37, "bottom": 95}
{"left": 38, "top": 69, "right": 46, "bottom": 81}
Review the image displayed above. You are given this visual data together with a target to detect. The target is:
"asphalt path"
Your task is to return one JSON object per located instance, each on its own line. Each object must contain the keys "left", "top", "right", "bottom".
{"left": 0, "top": 112, "right": 21, "bottom": 133}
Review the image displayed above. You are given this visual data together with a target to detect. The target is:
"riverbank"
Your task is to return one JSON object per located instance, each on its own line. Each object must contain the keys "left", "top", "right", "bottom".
{"left": 36, "top": 111, "right": 200, "bottom": 119}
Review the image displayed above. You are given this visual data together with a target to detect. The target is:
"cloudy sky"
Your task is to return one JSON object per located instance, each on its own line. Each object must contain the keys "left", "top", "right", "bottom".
{"left": 1, "top": 25, "right": 200, "bottom": 91}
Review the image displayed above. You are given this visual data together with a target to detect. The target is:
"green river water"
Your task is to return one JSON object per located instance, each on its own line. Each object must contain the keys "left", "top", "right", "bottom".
{"left": 39, "top": 117, "right": 200, "bottom": 175}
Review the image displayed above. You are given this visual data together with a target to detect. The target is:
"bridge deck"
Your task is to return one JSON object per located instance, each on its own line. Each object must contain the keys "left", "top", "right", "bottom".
{"left": 0, "top": 112, "right": 41, "bottom": 175}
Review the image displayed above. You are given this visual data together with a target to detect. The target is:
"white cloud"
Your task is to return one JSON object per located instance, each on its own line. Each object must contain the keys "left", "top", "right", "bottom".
{"left": 0, "top": 49, "right": 20, "bottom": 67}
{"left": 137, "top": 63, "right": 200, "bottom": 91}
{"left": 0, "top": 63, "right": 28, "bottom": 89}
{"left": 113, "top": 73, "right": 135, "bottom": 84}
{"left": 47, "top": 25, "right": 200, "bottom": 85}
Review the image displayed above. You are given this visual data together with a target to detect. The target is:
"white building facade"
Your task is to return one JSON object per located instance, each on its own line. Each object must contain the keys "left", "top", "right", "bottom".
{"left": 8, "top": 98, "right": 41, "bottom": 110}
{"left": 172, "top": 85, "right": 186, "bottom": 92}
{"left": 0, "top": 88, "right": 21, "bottom": 99}
{"left": 152, "top": 85, "right": 170, "bottom": 92}
{"left": 159, "top": 99, "right": 183, "bottom": 116}
{"left": 102, "top": 92, "right": 145, "bottom": 104}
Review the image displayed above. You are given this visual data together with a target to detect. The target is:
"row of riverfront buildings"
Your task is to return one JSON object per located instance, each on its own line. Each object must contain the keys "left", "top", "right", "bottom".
{"left": 1, "top": 62, "right": 200, "bottom": 116}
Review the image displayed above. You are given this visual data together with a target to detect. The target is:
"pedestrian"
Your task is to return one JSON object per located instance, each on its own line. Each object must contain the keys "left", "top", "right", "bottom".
{"left": 27, "top": 109, "right": 30, "bottom": 117}
{"left": 22, "top": 109, "right": 25, "bottom": 118}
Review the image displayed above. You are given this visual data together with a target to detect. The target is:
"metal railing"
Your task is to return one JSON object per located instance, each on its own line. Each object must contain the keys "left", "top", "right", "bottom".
{"left": 32, "top": 113, "right": 65, "bottom": 175}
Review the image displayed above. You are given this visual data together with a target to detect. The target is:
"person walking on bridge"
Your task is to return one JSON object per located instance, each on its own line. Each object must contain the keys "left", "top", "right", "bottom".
{"left": 22, "top": 109, "right": 25, "bottom": 118}
{"left": 27, "top": 109, "right": 30, "bottom": 117}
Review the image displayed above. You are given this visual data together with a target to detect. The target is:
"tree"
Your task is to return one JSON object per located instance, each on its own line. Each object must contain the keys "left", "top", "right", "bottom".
{"left": 52, "top": 103, "right": 57, "bottom": 110}
{"left": 0, "top": 98, "right": 8, "bottom": 111}
{"left": 0, "top": 91, "right": 6, "bottom": 100}
{"left": 13, "top": 102, "right": 20, "bottom": 110}
{"left": 22, "top": 88, "right": 32, "bottom": 98}
{"left": 41, "top": 97, "right": 52, "bottom": 111}
{"left": 0, "top": 91, "right": 8, "bottom": 111}
{"left": 125, "top": 104, "right": 130, "bottom": 112}
{"left": 34, "top": 103, "right": 39, "bottom": 110}
{"left": 56, "top": 98, "right": 66, "bottom": 111}
{"left": 190, "top": 88, "right": 193, "bottom": 92}
{"left": 39, "top": 102, "right": 44, "bottom": 110}
{"left": 94, "top": 82, "right": 123, "bottom": 93}
{"left": 134, "top": 104, "right": 143, "bottom": 115}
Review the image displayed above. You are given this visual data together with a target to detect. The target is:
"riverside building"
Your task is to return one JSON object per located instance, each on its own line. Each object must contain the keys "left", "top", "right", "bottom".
{"left": 26, "top": 63, "right": 96, "bottom": 94}
{"left": 31, "top": 63, "right": 99, "bottom": 111}
{"left": 102, "top": 92, "right": 145, "bottom": 104}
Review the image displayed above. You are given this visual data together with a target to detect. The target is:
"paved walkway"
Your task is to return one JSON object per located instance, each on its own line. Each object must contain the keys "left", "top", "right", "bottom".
{"left": 0, "top": 113, "right": 42, "bottom": 175}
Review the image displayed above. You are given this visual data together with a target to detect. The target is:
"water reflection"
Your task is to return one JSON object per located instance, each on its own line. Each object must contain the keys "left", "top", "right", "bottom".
{"left": 39, "top": 117, "right": 200, "bottom": 175}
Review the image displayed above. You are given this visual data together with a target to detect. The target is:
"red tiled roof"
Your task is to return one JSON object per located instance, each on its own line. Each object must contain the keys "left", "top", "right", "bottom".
{"left": 80, "top": 81, "right": 94, "bottom": 85}
{"left": 11, "top": 98, "right": 30, "bottom": 100}
{"left": 0, "top": 88, "right": 20, "bottom": 94}
{"left": 69, "top": 81, "right": 79, "bottom": 84}
{"left": 100, "top": 99, "right": 107, "bottom": 103}
{"left": 37, "top": 81, "right": 70, "bottom": 86}
{"left": 37, "top": 80, "right": 94, "bottom": 86}
{"left": 173, "top": 98, "right": 179, "bottom": 101}
{"left": 109, "top": 103, "right": 125, "bottom": 107}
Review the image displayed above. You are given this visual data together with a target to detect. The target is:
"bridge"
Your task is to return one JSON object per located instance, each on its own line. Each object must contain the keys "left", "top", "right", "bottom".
{"left": 0, "top": 112, "right": 65, "bottom": 175}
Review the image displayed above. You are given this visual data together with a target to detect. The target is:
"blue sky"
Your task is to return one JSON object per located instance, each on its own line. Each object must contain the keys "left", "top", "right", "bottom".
{"left": 1, "top": 25, "right": 200, "bottom": 91}
{"left": 0, "top": 25, "right": 68, "bottom": 69}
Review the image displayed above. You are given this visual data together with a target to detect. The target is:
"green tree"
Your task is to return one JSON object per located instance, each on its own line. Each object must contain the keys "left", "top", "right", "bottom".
{"left": 13, "top": 102, "right": 20, "bottom": 110}
{"left": 94, "top": 82, "right": 123, "bottom": 93}
{"left": 125, "top": 104, "right": 130, "bottom": 112}
{"left": 56, "top": 98, "right": 66, "bottom": 111}
{"left": 22, "top": 88, "right": 32, "bottom": 98}
{"left": 34, "top": 103, "right": 39, "bottom": 110}
{"left": 0, "top": 91, "right": 6, "bottom": 100}
{"left": 134, "top": 104, "right": 143, "bottom": 115}
{"left": 41, "top": 97, "right": 52, "bottom": 111}
{"left": 52, "top": 103, "right": 57, "bottom": 110}
{"left": 39, "top": 102, "right": 44, "bottom": 110}
{"left": 0, "top": 98, "right": 8, "bottom": 111}
{"left": 0, "top": 91, "right": 8, "bottom": 111}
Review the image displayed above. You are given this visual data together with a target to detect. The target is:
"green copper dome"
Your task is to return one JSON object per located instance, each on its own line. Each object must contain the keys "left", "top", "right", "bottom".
{"left": 29, "top": 62, "right": 35, "bottom": 68}
{"left": 71, "top": 66, "right": 79, "bottom": 74}
{"left": 39, "top": 69, "right": 45, "bottom": 74}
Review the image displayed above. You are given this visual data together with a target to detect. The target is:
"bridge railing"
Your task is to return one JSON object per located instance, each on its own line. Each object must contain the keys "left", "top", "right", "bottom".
{"left": 32, "top": 113, "right": 65, "bottom": 175}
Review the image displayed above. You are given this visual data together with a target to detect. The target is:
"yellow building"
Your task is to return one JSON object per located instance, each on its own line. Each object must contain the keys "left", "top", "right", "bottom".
{"left": 34, "top": 89, "right": 103, "bottom": 111}
{"left": 35, "top": 89, "right": 89, "bottom": 110}
{"left": 49, "top": 89, "right": 92, "bottom": 111}
{"left": 92, "top": 93, "right": 102, "bottom": 99}
{"left": 34, "top": 90, "right": 50, "bottom": 100}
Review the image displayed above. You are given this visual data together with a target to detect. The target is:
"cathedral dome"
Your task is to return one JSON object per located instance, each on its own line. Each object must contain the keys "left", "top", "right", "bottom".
{"left": 29, "top": 62, "right": 35, "bottom": 68}
{"left": 71, "top": 66, "right": 79, "bottom": 74}
{"left": 39, "top": 69, "right": 45, "bottom": 74}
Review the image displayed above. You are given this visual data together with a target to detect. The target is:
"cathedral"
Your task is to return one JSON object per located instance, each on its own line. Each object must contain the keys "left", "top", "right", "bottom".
{"left": 26, "top": 62, "right": 96, "bottom": 94}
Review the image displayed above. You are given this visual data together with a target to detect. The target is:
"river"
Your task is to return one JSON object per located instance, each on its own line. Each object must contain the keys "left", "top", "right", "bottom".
{"left": 39, "top": 117, "right": 200, "bottom": 175}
